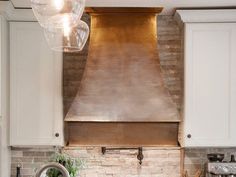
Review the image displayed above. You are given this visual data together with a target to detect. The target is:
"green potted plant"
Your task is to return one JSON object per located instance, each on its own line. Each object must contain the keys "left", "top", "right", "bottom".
{"left": 46, "top": 152, "right": 84, "bottom": 177}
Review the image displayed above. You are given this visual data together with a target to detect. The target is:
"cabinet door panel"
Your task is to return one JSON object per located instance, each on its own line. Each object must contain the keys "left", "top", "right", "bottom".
{"left": 10, "top": 22, "right": 63, "bottom": 146}
{"left": 184, "top": 23, "right": 236, "bottom": 146}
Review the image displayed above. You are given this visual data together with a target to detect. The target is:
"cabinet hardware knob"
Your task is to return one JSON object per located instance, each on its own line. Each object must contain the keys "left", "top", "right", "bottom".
{"left": 187, "top": 134, "right": 191, "bottom": 138}
{"left": 55, "top": 133, "right": 59, "bottom": 137}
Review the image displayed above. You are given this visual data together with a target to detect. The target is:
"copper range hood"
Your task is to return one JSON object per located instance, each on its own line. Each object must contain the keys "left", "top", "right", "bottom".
{"left": 65, "top": 8, "right": 180, "bottom": 146}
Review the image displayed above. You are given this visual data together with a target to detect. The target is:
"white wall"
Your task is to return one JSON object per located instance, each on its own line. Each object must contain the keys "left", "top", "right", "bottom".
{"left": 0, "top": 15, "right": 11, "bottom": 177}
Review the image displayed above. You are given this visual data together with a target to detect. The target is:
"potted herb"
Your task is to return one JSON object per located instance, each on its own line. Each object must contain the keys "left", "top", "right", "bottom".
{"left": 46, "top": 152, "right": 84, "bottom": 177}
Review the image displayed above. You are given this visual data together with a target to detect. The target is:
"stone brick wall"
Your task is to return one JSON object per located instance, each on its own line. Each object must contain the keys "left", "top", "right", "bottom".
{"left": 11, "top": 148, "right": 54, "bottom": 177}
{"left": 63, "top": 14, "right": 90, "bottom": 115}
{"left": 185, "top": 148, "right": 236, "bottom": 176}
{"left": 11, "top": 147, "right": 181, "bottom": 177}
{"left": 157, "top": 15, "right": 182, "bottom": 110}
{"left": 11, "top": 147, "right": 236, "bottom": 177}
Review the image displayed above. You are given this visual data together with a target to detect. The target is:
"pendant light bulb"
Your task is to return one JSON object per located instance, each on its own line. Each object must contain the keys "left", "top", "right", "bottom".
{"left": 44, "top": 20, "right": 89, "bottom": 52}
{"left": 63, "top": 15, "right": 71, "bottom": 37}
{"left": 53, "top": 0, "right": 64, "bottom": 11}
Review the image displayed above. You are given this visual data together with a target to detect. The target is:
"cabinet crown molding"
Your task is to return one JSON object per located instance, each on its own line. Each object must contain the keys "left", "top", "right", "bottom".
{"left": 0, "top": 1, "right": 36, "bottom": 21}
{"left": 175, "top": 9, "right": 236, "bottom": 26}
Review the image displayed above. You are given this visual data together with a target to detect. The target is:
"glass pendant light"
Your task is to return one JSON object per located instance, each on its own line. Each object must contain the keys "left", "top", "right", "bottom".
{"left": 31, "top": 0, "right": 85, "bottom": 29}
{"left": 44, "top": 19, "right": 89, "bottom": 52}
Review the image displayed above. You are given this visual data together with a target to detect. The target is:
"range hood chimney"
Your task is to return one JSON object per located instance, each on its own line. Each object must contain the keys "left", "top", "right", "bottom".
{"left": 65, "top": 8, "right": 180, "bottom": 146}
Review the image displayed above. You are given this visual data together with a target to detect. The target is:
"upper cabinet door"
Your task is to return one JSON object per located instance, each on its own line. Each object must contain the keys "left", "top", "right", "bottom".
{"left": 184, "top": 23, "right": 236, "bottom": 147}
{"left": 10, "top": 22, "right": 63, "bottom": 146}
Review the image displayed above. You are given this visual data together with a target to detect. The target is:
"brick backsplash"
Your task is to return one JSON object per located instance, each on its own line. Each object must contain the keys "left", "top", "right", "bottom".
{"left": 11, "top": 148, "right": 54, "bottom": 177}
{"left": 157, "top": 15, "right": 182, "bottom": 110}
{"left": 11, "top": 147, "right": 236, "bottom": 177}
{"left": 185, "top": 148, "right": 236, "bottom": 176}
{"left": 63, "top": 14, "right": 90, "bottom": 115}
{"left": 11, "top": 147, "right": 181, "bottom": 177}
{"left": 10, "top": 15, "right": 236, "bottom": 177}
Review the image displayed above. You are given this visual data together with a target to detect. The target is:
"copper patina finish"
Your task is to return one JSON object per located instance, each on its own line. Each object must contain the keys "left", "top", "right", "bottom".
{"left": 65, "top": 8, "right": 180, "bottom": 146}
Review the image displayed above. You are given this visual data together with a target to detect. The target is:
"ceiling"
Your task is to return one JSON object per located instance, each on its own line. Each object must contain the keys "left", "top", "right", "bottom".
{"left": 10, "top": 0, "right": 236, "bottom": 15}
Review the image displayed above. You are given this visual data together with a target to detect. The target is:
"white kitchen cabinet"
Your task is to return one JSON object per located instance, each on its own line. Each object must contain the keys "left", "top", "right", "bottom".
{"left": 10, "top": 22, "right": 64, "bottom": 146}
{"left": 0, "top": 15, "right": 10, "bottom": 177}
{"left": 183, "top": 23, "right": 236, "bottom": 147}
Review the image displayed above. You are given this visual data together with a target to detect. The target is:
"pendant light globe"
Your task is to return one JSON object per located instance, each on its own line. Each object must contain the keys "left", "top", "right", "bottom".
{"left": 31, "top": 0, "right": 85, "bottom": 29}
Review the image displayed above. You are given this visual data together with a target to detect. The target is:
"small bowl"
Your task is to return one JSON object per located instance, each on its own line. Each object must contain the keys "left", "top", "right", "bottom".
{"left": 207, "top": 153, "right": 224, "bottom": 162}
